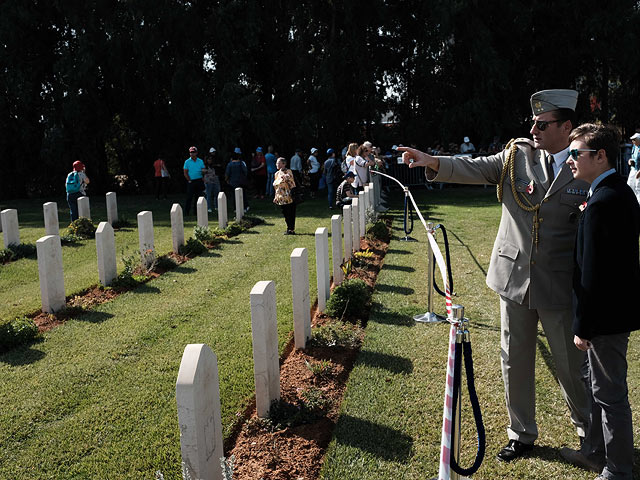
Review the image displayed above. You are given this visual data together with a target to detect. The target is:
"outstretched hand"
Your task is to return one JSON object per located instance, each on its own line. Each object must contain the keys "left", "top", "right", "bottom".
{"left": 397, "top": 146, "right": 439, "bottom": 171}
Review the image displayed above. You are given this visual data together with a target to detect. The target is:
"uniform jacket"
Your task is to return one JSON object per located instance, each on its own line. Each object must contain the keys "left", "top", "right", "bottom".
{"left": 573, "top": 172, "right": 640, "bottom": 339}
{"left": 429, "top": 139, "right": 588, "bottom": 309}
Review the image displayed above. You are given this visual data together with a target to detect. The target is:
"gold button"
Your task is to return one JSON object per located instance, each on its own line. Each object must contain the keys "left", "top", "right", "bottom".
{"left": 539, "top": 218, "right": 544, "bottom": 222}
{"left": 543, "top": 198, "right": 549, "bottom": 202}
{"left": 531, "top": 260, "right": 536, "bottom": 265}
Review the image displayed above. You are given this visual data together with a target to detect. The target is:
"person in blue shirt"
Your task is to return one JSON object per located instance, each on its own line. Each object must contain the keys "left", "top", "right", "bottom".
{"left": 265, "top": 145, "right": 278, "bottom": 197}
{"left": 183, "top": 146, "right": 205, "bottom": 216}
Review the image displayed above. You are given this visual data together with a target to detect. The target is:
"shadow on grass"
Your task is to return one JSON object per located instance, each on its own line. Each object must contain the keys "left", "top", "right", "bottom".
{"left": 447, "top": 229, "right": 488, "bottom": 277}
{"left": 172, "top": 265, "right": 197, "bottom": 274}
{"left": 375, "top": 283, "right": 415, "bottom": 295}
{"left": 357, "top": 350, "right": 414, "bottom": 374}
{"left": 381, "top": 264, "right": 416, "bottom": 273}
{"left": 369, "top": 305, "right": 416, "bottom": 327}
{"left": 472, "top": 320, "right": 500, "bottom": 333}
{"left": 134, "top": 284, "right": 161, "bottom": 294}
{"left": 334, "top": 414, "right": 413, "bottom": 461}
{"left": 0, "top": 344, "right": 46, "bottom": 366}
{"left": 386, "top": 248, "right": 412, "bottom": 255}
{"left": 77, "top": 311, "right": 115, "bottom": 324}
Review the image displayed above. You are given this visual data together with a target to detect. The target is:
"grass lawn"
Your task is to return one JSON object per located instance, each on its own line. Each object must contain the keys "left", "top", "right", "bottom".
{"left": 320, "top": 186, "right": 640, "bottom": 480}
{"left": 0, "top": 191, "right": 338, "bottom": 479}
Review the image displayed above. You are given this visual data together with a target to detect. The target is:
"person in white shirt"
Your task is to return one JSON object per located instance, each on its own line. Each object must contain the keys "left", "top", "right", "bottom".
{"left": 308, "top": 147, "right": 321, "bottom": 198}
{"left": 460, "top": 136, "right": 476, "bottom": 154}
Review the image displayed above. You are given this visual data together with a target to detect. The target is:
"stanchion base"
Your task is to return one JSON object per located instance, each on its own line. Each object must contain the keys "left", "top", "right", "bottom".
{"left": 414, "top": 312, "right": 447, "bottom": 323}
{"left": 429, "top": 477, "right": 471, "bottom": 480}
{"left": 400, "top": 236, "right": 418, "bottom": 242}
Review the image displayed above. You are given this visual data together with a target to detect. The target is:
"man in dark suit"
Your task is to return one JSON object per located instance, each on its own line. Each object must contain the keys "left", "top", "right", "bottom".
{"left": 561, "top": 123, "right": 640, "bottom": 480}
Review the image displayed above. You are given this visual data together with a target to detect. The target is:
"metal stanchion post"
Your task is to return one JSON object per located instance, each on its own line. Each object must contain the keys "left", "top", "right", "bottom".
{"left": 451, "top": 305, "right": 471, "bottom": 480}
{"left": 415, "top": 222, "right": 446, "bottom": 323}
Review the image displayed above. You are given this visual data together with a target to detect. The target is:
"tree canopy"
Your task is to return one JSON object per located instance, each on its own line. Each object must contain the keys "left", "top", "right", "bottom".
{"left": 1, "top": 0, "right": 639, "bottom": 199}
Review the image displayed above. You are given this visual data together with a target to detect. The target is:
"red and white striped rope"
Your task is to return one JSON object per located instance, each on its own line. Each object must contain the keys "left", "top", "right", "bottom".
{"left": 370, "top": 171, "right": 457, "bottom": 479}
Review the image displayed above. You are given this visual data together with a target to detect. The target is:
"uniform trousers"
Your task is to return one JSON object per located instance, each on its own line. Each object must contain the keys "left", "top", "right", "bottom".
{"left": 500, "top": 295, "right": 590, "bottom": 444}
{"left": 582, "top": 332, "right": 633, "bottom": 480}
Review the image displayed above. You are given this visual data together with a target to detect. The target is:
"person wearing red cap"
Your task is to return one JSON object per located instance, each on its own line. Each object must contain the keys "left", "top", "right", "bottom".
{"left": 65, "top": 161, "right": 90, "bottom": 222}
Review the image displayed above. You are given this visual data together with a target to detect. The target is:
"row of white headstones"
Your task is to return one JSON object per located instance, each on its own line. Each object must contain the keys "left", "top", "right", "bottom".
{"left": 0, "top": 187, "right": 257, "bottom": 313}
{"left": 176, "top": 182, "right": 381, "bottom": 479}
{"left": 2, "top": 182, "right": 380, "bottom": 480}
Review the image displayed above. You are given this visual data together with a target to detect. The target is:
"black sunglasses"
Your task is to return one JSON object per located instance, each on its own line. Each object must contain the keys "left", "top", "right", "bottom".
{"left": 568, "top": 149, "right": 596, "bottom": 160}
{"left": 531, "top": 119, "right": 563, "bottom": 131}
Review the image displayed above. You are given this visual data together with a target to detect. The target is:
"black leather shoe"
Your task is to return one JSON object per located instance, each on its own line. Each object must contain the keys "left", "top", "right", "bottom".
{"left": 496, "top": 439, "right": 533, "bottom": 462}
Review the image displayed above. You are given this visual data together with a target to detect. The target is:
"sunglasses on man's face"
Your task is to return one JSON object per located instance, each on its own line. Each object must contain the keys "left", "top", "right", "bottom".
{"left": 531, "top": 119, "right": 563, "bottom": 131}
{"left": 568, "top": 149, "right": 596, "bottom": 160}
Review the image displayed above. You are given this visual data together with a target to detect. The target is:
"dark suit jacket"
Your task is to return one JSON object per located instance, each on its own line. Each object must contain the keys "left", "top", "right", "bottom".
{"left": 573, "top": 172, "right": 640, "bottom": 339}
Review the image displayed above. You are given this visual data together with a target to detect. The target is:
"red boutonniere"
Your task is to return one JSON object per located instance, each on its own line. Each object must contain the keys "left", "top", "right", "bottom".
{"left": 579, "top": 201, "right": 587, "bottom": 212}
{"left": 526, "top": 180, "right": 535, "bottom": 195}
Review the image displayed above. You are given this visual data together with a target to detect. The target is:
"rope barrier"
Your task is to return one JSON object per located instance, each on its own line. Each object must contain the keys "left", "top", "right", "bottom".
{"left": 403, "top": 193, "right": 414, "bottom": 237}
{"left": 450, "top": 340, "right": 486, "bottom": 476}
{"left": 431, "top": 224, "right": 454, "bottom": 299}
{"left": 369, "top": 170, "right": 485, "bottom": 480}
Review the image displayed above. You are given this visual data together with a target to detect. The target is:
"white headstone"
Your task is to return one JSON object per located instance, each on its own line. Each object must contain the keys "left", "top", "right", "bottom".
{"left": 176, "top": 344, "right": 224, "bottom": 480}
{"left": 352, "top": 199, "right": 360, "bottom": 252}
{"left": 36, "top": 235, "right": 65, "bottom": 313}
{"left": 197, "top": 197, "right": 208, "bottom": 228}
{"left": 250, "top": 280, "right": 280, "bottom": 418}
{"left": 315, "top": 227, "right": 330, "bottom": 312}
{"left": 1, "top": 209, "right": 20, "bottom": 248}
{"left": 235, "top": 188, "right": 244, "bottom": 221}
{"left": 343, "top": 205, "right": 352, "bottom": 261}
{"left": 43, "top": 202, "right": 59, "bottom": 236}
{"left": 217, "top": 192, "right": 228, "bottom": 229}
{"left": 106, "top": 192, "right": 118, "bottom": 225}
{"left": 290, "top": 248, "right": 311, "bottom": 349}
{"left": 331, "top": 215, "right": 343, "bottom": 286}
{"left": 96, "top": 222, "right": 117, "bottom": 286}
{"left": 358, "top": 191, "right": 366, "bottom": 236}
{"left": 171, "top": 203, "right": 185, "bottom": 254}
{"left": 364, "top": 185, "right": 371, "bottom": 213}
{"left": 137, "top": 211, "right": 155, "bottom": 268}
{"left": 77, "top": 196, "right": 91, "bottom": 219}
{"left": 369, "top": 182, "right": 377, "bottom": 210}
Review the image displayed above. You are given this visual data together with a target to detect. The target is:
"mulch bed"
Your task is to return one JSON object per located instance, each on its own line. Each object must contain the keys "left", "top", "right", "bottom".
{"left": 226, "top": 231, "right": 391, "bottom": 480}
{"left": 29, "top": 251, "right": 191, "bottom": 332}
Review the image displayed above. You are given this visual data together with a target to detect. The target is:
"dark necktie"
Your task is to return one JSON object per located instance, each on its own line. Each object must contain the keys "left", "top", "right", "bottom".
{"left": 545, "top": 155, "right": 555, "bottom": 186}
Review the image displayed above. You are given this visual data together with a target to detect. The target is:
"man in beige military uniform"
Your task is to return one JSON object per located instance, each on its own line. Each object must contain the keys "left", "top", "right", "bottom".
{"left": 400, "top": 89, "right": 591, "bottom": 462}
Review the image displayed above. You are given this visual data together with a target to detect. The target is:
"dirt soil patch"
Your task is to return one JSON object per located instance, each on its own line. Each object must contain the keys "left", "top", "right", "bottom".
{"left": 226, "top": 229, "right": 390, "bottom": 480}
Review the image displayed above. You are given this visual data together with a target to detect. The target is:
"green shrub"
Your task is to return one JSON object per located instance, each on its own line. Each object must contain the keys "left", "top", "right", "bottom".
{"left": 193, "top": 225, "right": 214, "bottom": 244}
{"left": 225, "top": 222, "right": 243, "bottom": 237}
{"left": 309, "top": 321, "right": 361, "bottom": 348}
{"left": 67, "top": 217, "right": 96, "bottom": 239}
{"left": 0, "top": 317, "right": 40, "bottom": 352}
{"left": 111, "top": 251, "right": 144, "bottom": 289}
{"left": 154, "top": 255, "right": 177, "bottom": 272}
{"left": 325, "top": 279, "right": 370, "bottom": 319}
{"left": 178, "top": 237, "right": 208, "bottom": 257}
{"left": 0, "top": 243, "right": 37, "bottom": 263}
{"left": 305, "top": 359, "right": 335, "bottom": 379}
{"left": 366, "top": 220, "right": 390, "bottom": 242}
{"left": 60, "top": 233, "right": 83, "bottom": 245}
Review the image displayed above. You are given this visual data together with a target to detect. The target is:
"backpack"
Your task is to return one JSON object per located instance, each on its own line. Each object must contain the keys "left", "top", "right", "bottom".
{"left": 66, "top": 171, "right": 82, "bottom": 193}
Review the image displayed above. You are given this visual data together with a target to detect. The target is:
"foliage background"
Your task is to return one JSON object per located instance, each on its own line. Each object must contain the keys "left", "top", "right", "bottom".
{"left": 2, "top": 0, "right": 639, "bottom": 199}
